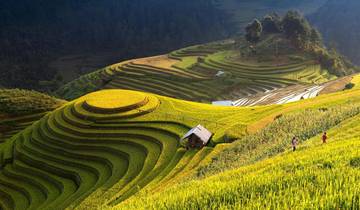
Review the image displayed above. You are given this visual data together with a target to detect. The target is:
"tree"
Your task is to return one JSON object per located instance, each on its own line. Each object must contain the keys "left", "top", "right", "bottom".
{"left": 261, "top": 13, "right": 281, "bottom": 33}
{"left": 282, "top": 10, "right": 312, "bottom": 49}
{"left": 245, "top": 19, "right": 263, "bottom": 43}
{"left": 310, "top": 28, "right": 322, "bottom": 45}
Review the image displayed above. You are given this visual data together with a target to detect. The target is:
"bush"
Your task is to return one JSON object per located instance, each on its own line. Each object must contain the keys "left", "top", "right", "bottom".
{"left": 344, "top": 83, "right": 355, "bottom": 90}
{"left": 349, "top": 157, "right": 360, "bottom": 168}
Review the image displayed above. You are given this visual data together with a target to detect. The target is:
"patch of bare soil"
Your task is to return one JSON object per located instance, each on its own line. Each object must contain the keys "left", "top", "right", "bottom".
{"left": 132, "top": 55, "right": 179, "bottom": 69}
{"left": 320, "top": 76, "right": 353, "bottom": 95}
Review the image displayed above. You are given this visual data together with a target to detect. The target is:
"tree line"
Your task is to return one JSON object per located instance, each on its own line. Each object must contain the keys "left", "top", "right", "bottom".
{"left": 244, "top": 11, "right": 356, "bottom": 76}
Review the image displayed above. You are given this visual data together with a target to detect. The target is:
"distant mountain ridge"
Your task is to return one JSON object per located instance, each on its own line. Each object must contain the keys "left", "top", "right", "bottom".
{"left": 309, "top": 0, "right": 360, "bottom": 64}
{"left": 0, "top": 0, "right": 327, "bottom": 91}
{"left": 0, "top": 0, "right": 232, "bottom": 89}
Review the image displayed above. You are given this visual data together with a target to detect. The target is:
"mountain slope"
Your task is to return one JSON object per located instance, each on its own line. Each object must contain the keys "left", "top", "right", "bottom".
{"left": 0, "top": 0, "right": 327, "bottom": 90}
{"left": 309, "top": 0, "right": 360, "bottom": 64}
{"left": 0, "top": 89, "right": 66, "bottom": 144}
{"left": 115, "top": 76, "right": 360, "bottom": 209}
{"left": 119, "top": 113, "right": 360, "bottom": 209}
{"left": 0, "top": 0, "right": 232, "bottom": 90}
{"left": 56, "top": 34, "right": 343, "bottom": 102}
{"left": 1, "top": 75, "right": 360, "bottom": 209}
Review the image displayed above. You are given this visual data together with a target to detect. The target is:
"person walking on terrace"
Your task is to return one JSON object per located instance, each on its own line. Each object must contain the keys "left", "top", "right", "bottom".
{"left": 291, "top": 137, "right": 298, "bottom": 152}
{"left": 322, "top": 132, "right": 328, "bottom": 144}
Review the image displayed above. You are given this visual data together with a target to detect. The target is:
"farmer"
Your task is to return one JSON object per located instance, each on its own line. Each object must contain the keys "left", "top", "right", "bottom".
{"left": 291, "top": 137, "right": 298, "bottom": 152}
{"left": 322, "top": 132, "right": 328, "bottom": 143}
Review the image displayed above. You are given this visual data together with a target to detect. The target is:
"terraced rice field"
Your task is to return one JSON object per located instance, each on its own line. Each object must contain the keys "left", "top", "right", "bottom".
{"left": 0, "top": 113, "right": 47, "bottom": 143}
{"left": 56, "top": 39, "right": 335, "bottom": 102}
{"left": 114, "top": 77, "right": 360, "bottom": 209}
{"left": 104, "top": 47, "right": 331, "bottom": 99}
{"left": 2, "top": 75, "right": 360, "bottom": 209}
{"left": 119, "top": 113, "right": 360, "bottom": 209}
{"left": 0, "top": 89, "right": 66, "bottom": 144}
{"left": 0, "top": 89, "right": 256, "bottom": 210}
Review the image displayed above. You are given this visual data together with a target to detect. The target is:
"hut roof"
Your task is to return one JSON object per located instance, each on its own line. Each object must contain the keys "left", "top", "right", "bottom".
{"left": 181, "top": 124, "right": 212, "bottom": 144}
{"left": 212, "top": 100, "right": 233, "bottom": 106}
{"left": 216, "top": 71, "right": 225, "bottom": 77}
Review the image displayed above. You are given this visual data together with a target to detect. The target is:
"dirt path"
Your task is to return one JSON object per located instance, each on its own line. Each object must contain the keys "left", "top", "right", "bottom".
{"left": 319, "top": 76, "right": 353, "bottom": 95}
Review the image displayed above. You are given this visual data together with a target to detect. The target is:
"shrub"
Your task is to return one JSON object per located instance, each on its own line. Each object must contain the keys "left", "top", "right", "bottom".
{"left": 344, "top": 83, "right": 355, "bottom": 90}
{"left": 349, "top": 157, "right": 360, "bottom": 168}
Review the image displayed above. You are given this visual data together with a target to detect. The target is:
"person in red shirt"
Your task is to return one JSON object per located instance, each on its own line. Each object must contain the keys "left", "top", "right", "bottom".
{"left": 322, "top": 132, "right": 327, "bottom": 143}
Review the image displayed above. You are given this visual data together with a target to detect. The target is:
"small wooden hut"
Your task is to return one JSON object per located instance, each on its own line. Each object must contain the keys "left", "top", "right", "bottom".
{"left": 181, "top": 125, "right": 212, "bottom": 149}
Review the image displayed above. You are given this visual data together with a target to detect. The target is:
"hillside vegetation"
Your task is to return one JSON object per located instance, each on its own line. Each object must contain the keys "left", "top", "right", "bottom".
{"left": 0, "top": 89, "right": 66, "bottom": 144}
{"left": 1, "top": 75, "right": 360, "bottom": 209}
{"left": 119, "top": 115, "right": 360, "bottom": 209}
{"left": 309, "top": 0, "right": 360, "bottom": 65}
{"left": 1, "top": 0, "right": 328, "bottom": 91}
{"left": 57, "top": 11, "right": 355, "bottom": 102}
{"left": 114, "top": 75, "right": 360, "bottom": 209}
{"left": 0, "top": 0, "right": 232, "bottom": 90}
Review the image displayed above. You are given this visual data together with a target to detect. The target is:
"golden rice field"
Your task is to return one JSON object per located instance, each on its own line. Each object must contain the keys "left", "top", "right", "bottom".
{"left": 0, "top": 75, "right": 359, "bottom": 209}
{"left": 115, "top": 76, "right": 360, "bottom": 210}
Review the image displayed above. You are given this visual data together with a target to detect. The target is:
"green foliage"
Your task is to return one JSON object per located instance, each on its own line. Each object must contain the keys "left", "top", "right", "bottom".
{"left": 245, "top": 19, "right": 263, "bottom": 43}
{"left": 310, "top": 28, "right": 322, "bottom": 45}
{"left": 0, "top": 0, "right": 235, "bottom": 90}
{"left": 345, "top": 83, "right": 355, "bottom": 90}
{"left": 0, "top": 89, "right": 65, "bottom": 115}
{"left": 242, "top": 11, "right": 355, "bottom": 77}
{"left": 261, "top": 13, "right": 282, "bottom": 34}
{"left": 55, "top": 69, "right": 106, "bottom": 100}
{"left": 312, "top": 47, "right": 356, "bottom": 76}
{"left": 281, "top": 10, "right": 313, "bottom": 49}
{"left": 349, "top": 157, "right": 360, "bottom": 168}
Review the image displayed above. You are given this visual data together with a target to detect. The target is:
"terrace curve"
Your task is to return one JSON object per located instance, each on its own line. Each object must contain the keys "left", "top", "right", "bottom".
{"left": 0, "top": 90, "right": 212, "bottom": 210}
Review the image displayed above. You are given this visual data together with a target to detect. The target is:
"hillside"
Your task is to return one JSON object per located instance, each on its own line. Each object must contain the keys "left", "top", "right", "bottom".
{"left": 56, "top": 38, "right": 327, "bottom": 101}
{"left": 0, "top": 89, "right": 66, "bottom": 144}
{"left": 119, "top": 103, "right": 360, "bottom": 209}
{"left": 119, "top": 82, "right": 360, "bottom": 209}
{"left": 2, "top": 3, "right": 360, "bottom": 209}
{"left": 0, "top": 0, "right": 232, "bottom": 90}
{"left": 309, "top": 0, "right": 360, "bottom": 65}
{"left": 57, "top": 11, "right": 356, "bottom": 103}
{"left": 0, "top": 0, "right": 327, "bottom": 91}
{"left": 0, "top": 75, "right": 360, "bottom": 209}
